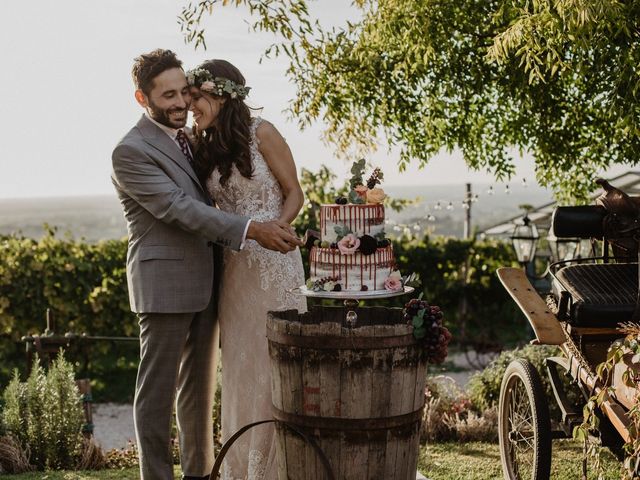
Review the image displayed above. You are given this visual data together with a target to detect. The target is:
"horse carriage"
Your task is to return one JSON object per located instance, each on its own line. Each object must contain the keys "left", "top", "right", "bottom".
{"left": 497, "top": 180, "right": 640, "bottom": 480}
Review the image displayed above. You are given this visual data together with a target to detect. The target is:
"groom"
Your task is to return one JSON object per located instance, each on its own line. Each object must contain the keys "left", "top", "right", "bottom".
{"left": 111, "top": 49, "right": 301, "bottom": 480}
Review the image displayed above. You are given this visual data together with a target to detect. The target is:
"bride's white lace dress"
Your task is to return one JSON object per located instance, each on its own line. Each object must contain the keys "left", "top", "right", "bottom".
{"left": 206, "top": 117, "right": 307, "bottom": 480}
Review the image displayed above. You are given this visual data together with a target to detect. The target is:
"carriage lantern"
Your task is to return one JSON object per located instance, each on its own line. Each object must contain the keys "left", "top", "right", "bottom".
{"left": 547, "top": 234, "right": 580, "bottom": 262}
{"left": 510, "top": 215, "right": 539, "bottom": 266}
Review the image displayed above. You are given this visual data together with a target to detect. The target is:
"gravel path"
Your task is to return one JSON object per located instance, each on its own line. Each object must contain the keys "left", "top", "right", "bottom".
{"left": 92, "top": 403, "right": 136, "bottom": 451}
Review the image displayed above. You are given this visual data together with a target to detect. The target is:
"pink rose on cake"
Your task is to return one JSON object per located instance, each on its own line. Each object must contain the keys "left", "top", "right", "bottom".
{"left": 384, "top": 270, "right": 403, "bottom": 291}
{"left": 338, "top": 233, "right": 360, "bottom": 254}
{"left": 366, "top": 188, "right": 386, "bottom": 204}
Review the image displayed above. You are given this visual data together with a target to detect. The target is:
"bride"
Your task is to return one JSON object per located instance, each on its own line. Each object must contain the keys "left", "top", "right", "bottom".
{"left": 187, "top": 59, "right": 307, "bottom": 479}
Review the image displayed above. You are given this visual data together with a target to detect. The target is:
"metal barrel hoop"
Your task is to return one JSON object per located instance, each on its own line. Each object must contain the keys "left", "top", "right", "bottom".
{"left": 208, "top": 419, "right": 335, "bottom": 480}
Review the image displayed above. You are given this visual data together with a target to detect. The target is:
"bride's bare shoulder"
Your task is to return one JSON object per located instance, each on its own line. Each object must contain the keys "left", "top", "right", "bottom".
{"left": 254, "top": 119, "right": 284, "bottom": 144}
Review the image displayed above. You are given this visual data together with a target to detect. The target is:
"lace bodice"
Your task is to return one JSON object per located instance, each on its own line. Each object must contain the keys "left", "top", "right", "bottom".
{"left": 206, "top": 117, "right": 283, "bottom": 225}
{"left": 206, "top": 117, "right": 306, "bottom": 307}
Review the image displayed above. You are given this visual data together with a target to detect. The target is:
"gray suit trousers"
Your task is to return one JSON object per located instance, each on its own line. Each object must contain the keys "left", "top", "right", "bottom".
{"left": 134, "top": 299, "right": 219, "bottom": 480}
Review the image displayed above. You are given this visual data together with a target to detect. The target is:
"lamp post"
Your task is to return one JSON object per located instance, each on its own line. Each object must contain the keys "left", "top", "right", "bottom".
{"left": 510, "top": 215, "right": 540, "bottom": 267}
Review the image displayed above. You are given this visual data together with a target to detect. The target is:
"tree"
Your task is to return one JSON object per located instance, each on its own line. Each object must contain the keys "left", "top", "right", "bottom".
{"left": 179, "top": 0, "right": 640, "bottom": 201}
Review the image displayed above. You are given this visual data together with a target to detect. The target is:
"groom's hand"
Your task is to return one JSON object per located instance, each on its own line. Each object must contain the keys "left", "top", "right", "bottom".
{"left": 247, "top": 220, "right": 303, "bottom": 253}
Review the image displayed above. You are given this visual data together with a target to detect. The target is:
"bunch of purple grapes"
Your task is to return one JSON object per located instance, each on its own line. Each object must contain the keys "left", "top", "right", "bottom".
{"left": 404, "top": 297, "right": 452, "bottom": 364}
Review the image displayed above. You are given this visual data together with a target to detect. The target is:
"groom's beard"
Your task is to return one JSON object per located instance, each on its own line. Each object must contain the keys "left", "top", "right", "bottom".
{"left": 147, "top": 100, "right": 188, "bottom": 129}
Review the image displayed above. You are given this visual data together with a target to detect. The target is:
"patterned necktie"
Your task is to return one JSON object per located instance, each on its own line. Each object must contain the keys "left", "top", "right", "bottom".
{"left": 176, "top": 129, "right": 194, "bottom": 165}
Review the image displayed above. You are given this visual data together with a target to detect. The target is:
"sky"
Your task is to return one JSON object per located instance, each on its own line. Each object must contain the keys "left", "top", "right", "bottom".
{"left": 0, "top": 1, "right": 621, "bottom": 200}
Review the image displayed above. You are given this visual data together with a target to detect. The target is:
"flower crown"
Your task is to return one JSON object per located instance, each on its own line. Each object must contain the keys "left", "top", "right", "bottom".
{"left": 186, "top": 68, "right": 251, "bottom": 100}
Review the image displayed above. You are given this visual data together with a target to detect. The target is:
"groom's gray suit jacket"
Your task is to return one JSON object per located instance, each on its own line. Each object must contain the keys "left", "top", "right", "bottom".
{"left": 111, "top": 115, "right": 249, "bottom": 313}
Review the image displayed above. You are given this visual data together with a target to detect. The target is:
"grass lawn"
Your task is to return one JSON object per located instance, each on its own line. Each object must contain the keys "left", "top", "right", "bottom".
{"left": 4, "top": 441, "right": 623, "bottom": 479}
{"left": 419, "top": 440, "right": 622, "bottom": 480}
{"left": 3, "top": 466, "right": 181, "bottom": 479}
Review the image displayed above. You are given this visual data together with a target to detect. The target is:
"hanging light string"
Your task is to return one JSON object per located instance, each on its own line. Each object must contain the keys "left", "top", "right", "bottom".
{"left": 386, "top": 177, "right": 531, "bottom": 239}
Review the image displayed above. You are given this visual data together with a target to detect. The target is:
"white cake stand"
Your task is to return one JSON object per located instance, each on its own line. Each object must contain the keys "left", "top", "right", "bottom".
{"left": 293, "top": 285, "right": 414, "bottom": 327}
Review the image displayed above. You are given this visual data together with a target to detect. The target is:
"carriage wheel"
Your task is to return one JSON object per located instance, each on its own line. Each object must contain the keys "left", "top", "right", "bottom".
{"left": 498, "top": 359, "right": 552, "bottom": 480}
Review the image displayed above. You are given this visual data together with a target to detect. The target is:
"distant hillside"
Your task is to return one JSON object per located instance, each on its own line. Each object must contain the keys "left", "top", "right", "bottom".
{"left": 0, "top": 184, "right": 553, "bottom": 241}
{"left": 0, "top": 196, "right": 127, "bottom": 241}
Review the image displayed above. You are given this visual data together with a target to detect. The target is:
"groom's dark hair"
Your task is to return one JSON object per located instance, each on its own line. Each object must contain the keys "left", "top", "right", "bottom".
{"left": 132, "top": 49, "right": 183, "bottom": 95}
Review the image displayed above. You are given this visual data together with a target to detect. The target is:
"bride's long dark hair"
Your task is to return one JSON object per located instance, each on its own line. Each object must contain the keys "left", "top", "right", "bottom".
{"left": 191, "top": 59, "right": 254, "bottom": 187}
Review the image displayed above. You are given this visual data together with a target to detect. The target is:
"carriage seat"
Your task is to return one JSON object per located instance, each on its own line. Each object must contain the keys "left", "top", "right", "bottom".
{"left": 553, "top": 263, "right": 638, "bottom": 327}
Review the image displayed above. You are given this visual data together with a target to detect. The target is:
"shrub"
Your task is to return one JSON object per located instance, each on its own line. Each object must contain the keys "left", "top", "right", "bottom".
{"left": 0, "top": 230, "right": 137, "bottom": 401}
{"left": 2, "top": 355, "right": 86, "bottom": 470}
{"left": 421, "top": 376, "right": 497, "bottom": 443}
{"left": 0, "top": 435, "right": 33, "bottom": 474}
{"left": 445, "top": 407, "right": 499, "bottom": 443}
{"left": 77, "top": 436, "right": 106, "bottom": 471}
{"left": 391, "top": 235, "right": 523, "bottom": 349}
{"left": 105, "top": 441, "right": 138, "bottom": 470}
{"left": 467, "top": 344, "right": 560, "bottom": 412}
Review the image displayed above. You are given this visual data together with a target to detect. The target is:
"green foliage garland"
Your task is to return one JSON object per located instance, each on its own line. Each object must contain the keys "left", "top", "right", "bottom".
{"left": 575, "top": 324, "right": 640, "bottom": 479}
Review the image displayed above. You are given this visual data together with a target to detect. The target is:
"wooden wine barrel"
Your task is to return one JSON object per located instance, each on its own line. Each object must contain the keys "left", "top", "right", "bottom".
{"left": 267, "top": 305, "right": 428, "bottom": 480}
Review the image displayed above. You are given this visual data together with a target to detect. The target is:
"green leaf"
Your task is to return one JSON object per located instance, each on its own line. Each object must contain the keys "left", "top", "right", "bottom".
{"left": 348, "top": 190, "right": 365, "bottom": 204}
{"left": 413, "top": 327, "right": 426, "bottom": 339}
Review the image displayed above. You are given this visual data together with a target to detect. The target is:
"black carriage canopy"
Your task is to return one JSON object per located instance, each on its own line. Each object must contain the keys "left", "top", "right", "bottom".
{"left": 551, "top": 179, "right": 640, "bottom": 327}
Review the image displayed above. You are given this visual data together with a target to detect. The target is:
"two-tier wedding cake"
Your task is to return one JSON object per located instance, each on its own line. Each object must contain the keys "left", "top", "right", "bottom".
{"left": 305, "top": 160, "right": 402, "bottom": 293}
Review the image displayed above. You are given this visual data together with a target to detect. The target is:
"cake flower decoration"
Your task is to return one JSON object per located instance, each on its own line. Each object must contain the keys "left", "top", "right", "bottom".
{"left": 338, "top": 233, "right": 360, "bottom": 254}
{"left": 347, "top": 161, "right": 387, "bottom": 205}
{"left": 354, "top": 184, "right": 369, "bottom": 200}
{"left": 358, "top": 234, "right": 378, "bottom": 255}
{"left": 323, "top": 280, "right": 336, "bottom": 292}
{"left": 306, "top": 276, "right": 341, "bottom": 292}
{"left": 384, "top": 270, "right": 403, "bottom": 291}
{"left": 366, "top": 187, "right": 386, "bottom": 204}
